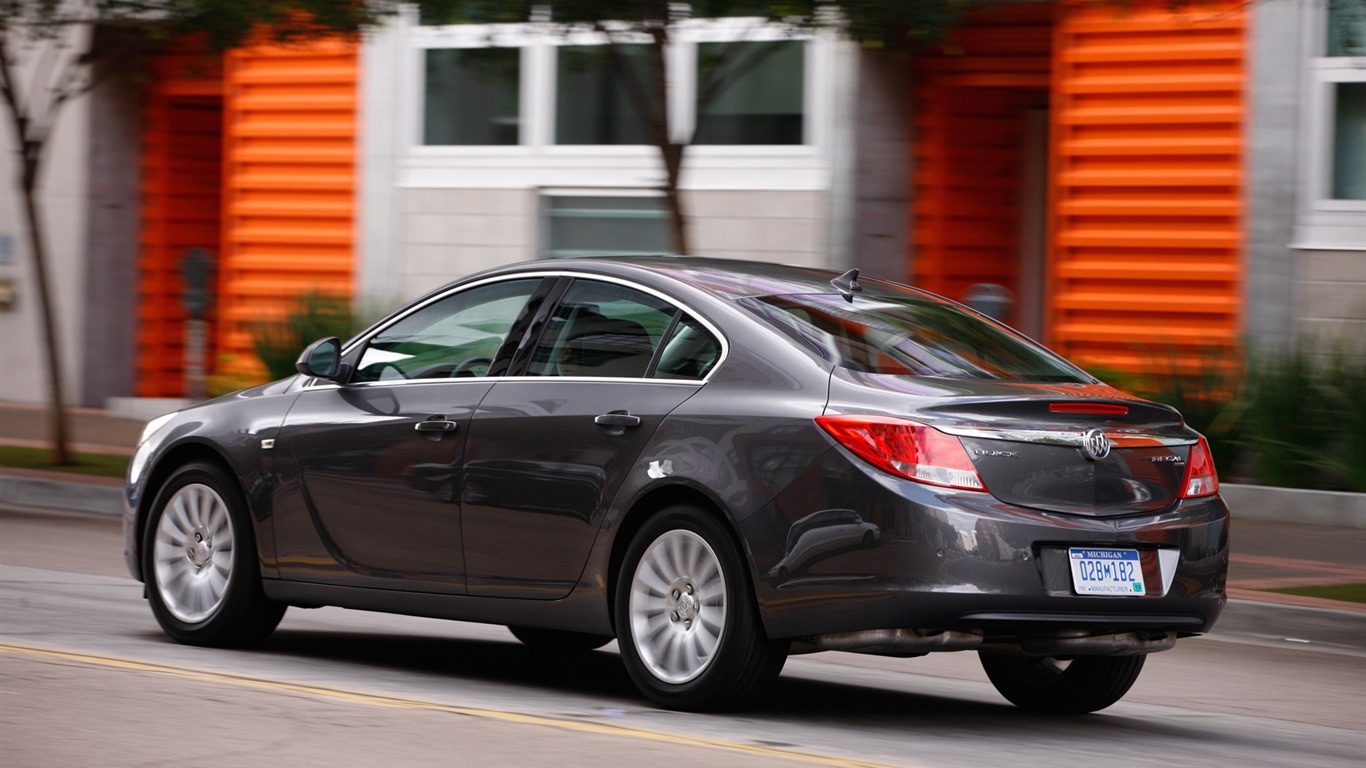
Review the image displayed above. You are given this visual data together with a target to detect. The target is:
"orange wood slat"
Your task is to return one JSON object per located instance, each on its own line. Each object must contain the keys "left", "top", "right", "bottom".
{"left": 910, "top": 4, "right": 1055, "bottom": 315}
{"left": 218, "top": 40, "right": 359, "bottom": 376}
{"left": 1048, "top": 0, "right": 1246, "bottom": 374}
{"left": 135, "top": 74, "right": 224, "bottom": 397}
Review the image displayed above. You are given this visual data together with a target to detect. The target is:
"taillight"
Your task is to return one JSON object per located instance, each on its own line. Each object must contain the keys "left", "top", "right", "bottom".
{"left": 815, "top": 415, "right": 987, "bottom": 492}
{"left": 1179, "top": 435, "right": 1219, "bottom": 498}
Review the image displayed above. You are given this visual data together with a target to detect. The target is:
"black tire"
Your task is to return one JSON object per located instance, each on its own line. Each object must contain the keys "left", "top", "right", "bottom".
{"left": 979, "top": 652, "right": 1147, "bottom": 714}
{"left": 614, "top": 505, "right": 788, "bottom": 712}
{"left": 508, "top": 626, "right": 613, "bottom": 652}
{"left": 142, "top": 461, "right": 286, "bottom": 647}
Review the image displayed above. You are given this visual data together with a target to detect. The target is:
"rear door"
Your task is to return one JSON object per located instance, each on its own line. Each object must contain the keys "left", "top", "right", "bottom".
{"left": 461, "top": 277, "right": 723, "bottom": 599}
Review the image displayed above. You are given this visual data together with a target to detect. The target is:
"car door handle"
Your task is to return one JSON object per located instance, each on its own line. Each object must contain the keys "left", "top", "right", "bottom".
{"left": 414, "top": 418, "right": 459, "bottom": 433}
{"left": 594, "top": 412, "right": 642, "bottom": 429}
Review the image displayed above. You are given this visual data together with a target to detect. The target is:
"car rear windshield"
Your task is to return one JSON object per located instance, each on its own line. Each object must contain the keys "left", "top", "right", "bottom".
{"left": 741, "top": 293, "right": 1093, "bottom": 383}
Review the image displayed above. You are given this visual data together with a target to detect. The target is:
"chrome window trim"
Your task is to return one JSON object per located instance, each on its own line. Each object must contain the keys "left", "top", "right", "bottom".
{"left": 304, "top": 269, "right": 729, "bottom": 389}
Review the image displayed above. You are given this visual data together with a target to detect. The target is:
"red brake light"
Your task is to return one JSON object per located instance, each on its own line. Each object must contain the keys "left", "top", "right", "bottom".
{"left": 815, "top": 415, "right": 987, "bottom": 492}
{"left": 1049, "top": 403, "right": 1130, "bottom": 415}
{"left": 1179, "top": 435, "right": 1219, "bottom": 498}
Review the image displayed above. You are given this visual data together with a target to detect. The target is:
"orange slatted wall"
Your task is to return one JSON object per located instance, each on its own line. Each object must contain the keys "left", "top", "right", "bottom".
{"left": 911, "top": 5, "right": 1054, "bottom": 316}
{"left": 136, "top": 51, "right": 224, "bottom": 397}
{"left": 1048, "top": 1, "right": 1245, "bottom": 372}
{"left": 219, "top": 40, "right": 357, "bottom": 376}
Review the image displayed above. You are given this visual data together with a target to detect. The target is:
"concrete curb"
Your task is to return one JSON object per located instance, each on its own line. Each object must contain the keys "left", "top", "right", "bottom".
{"left": 1213, "top": 599, "right": 1366, "bottom": 651}
{"left": 1222, "top": 483, "right": 1366, "bottom": 529}
{"left": 0, "top": 475, "right": 124, "bottom": 517}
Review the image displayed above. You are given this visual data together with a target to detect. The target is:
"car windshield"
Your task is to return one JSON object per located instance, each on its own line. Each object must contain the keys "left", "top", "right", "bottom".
{"left": 741, "top": 292, "right": 1093, "bottom": 383}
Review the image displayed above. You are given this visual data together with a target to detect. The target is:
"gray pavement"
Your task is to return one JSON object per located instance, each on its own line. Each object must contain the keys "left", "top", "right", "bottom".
{"left": 2, "top": 400, "right": 1364, "bottom": 650}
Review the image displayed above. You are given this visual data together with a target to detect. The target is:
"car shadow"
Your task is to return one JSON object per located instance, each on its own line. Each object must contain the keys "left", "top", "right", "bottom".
{"left": 224, "top": 627, "right": 1246, "bottom": 749}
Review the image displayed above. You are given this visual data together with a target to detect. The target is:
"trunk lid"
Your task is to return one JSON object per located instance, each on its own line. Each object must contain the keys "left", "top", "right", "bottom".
{"left": 827, "top": 370, "right": 1199, "bottom": 517}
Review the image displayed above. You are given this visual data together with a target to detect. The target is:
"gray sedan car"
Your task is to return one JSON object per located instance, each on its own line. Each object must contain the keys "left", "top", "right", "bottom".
{"left": 125, "top": 257, "right": 1228, "bottom": 713}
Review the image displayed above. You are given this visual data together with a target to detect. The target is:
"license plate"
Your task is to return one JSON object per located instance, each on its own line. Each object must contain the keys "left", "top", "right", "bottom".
{"left": 1068, "top": 548, "right": 1144, "bottom": 596}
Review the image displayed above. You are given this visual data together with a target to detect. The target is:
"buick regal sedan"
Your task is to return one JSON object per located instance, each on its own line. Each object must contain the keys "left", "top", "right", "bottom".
{"left": 124, "top": 257, "right": 1228, "bottom": 714}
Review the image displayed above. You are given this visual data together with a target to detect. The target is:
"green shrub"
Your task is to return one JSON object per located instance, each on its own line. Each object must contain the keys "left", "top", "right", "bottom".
{"left": 1241, "top": 346, "right": 1335, "bottom": 489}
{"left": 251, "top": 291, "right": 363, "bottom": 381}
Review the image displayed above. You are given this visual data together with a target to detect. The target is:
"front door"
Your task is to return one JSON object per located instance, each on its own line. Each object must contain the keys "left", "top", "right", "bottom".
{"left": 273, "top": 277, "right": 549, "bottom": 593}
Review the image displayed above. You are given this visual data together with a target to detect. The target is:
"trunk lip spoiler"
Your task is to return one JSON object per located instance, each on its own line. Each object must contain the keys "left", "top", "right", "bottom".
{"left": 936, "top": 425, "right": 1198, "bottom": 449}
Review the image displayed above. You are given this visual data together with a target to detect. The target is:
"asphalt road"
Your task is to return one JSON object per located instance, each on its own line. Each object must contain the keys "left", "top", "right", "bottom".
{"left": 1, "top": 507, "right": 1362, "bottom": 768}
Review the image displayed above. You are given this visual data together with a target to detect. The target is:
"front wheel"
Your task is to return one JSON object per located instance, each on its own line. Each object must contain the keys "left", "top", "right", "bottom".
{"left": 143, "top": 461, "right": 286, "bottom": 647}
{"left": 978, "top": 652, "right": 1147, "bottom": 714}
{"left": 615, "top": 505, "right": 787, "bottom": 712}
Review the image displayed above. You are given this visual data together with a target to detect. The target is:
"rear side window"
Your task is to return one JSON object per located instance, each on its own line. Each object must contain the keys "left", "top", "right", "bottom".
{"left": 742, "top": 293, "right": 1092, "bottom": 383}
{"left": 525, "top": 279, "right": 721, "bottom": 380}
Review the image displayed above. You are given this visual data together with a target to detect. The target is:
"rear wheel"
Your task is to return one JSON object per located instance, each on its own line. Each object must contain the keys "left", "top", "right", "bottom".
{"left": 978, "top": 652, "right": 1146, "bottom": 714}
{"left": 508, "top": 626, "right": 612, "bottom": 652}
{"left": 143, "top": 461, "right": 285, "bottom": 647}
{"left": 615, "top": 505, "right": 788, "bottom": 712}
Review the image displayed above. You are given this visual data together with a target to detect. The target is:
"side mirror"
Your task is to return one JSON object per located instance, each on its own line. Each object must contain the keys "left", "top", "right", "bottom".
{"left": 296, "top": 337, "right": 347, "bottom": 381}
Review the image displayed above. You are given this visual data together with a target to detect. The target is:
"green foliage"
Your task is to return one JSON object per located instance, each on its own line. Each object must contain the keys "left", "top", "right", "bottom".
{"left": 0, "top": 444, "right": 129, "bottom": 478}
{"left": 1268, "top": 582, "right": 1366, "bottom": 605}
{"left": 1093, "top": 342, "right": 1366, "bottom": 493}
{"left": 250, "top": 291, "right": 363, "bottom": 381}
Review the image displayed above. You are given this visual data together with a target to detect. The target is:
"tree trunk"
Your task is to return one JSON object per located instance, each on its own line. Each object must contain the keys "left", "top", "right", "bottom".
{"left": 19, "top": 160, "right": 74, "bottom": 465}
{"left": 1, "top": 37, "right": 74, "bottom": 466}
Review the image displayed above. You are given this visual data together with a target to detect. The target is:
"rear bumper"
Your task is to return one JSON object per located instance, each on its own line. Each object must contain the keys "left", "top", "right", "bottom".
{"left": 743, "top": 448, "right": 1229, "bottom": 643}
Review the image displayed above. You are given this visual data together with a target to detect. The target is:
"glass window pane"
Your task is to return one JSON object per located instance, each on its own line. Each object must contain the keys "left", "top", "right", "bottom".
{"left": 740, "top": 292, "right": 1092, "bottom": 383}
{"left": 695, "top": 41, "right": 804, "bottom": 145}
{"left": 653, "top": 315, "right": 721, "bottom": 380}
{"left": 545, "top": 196, "right": 674, "bottom": 258}
{"left": 355, "top": 279, "right": 539, "bottom": 381}
{"left": 556, "top": 45, "right": 652, "bottom": 145}
{"left": 424, "top": 48, "right": 520, "bottom": 145}
{"left": 1328, "top": 0, "right": 1366, "bottom": 57}
{"left": 1333, "top": 82, "right": 1366, "bottom": 200}
{"left": 526, "top": 281, "right": 675, "bottom": 378}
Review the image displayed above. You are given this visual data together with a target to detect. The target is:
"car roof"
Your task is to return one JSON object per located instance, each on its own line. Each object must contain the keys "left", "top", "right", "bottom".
{"left": 466, "top": 256, "right": 914, "bottom": 303}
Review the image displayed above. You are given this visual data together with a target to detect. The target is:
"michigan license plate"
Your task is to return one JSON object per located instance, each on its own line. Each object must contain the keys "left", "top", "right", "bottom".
{"left": 1068, "top": 548, "right": 1144, "bottom": 596}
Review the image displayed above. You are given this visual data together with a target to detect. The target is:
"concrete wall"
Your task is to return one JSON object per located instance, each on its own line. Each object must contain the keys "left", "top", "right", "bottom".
{"left": 0, "top": 25, "right": 93, "bottom": 405}
{"left": 357, "top": 15, "right": 845, "bottom": 305}
{"left": 1247, "top": 0, "right": 1366, "bottom": 358}
{"left": 80, "top": 36, "right": 142, "bottom": 406}
{"left": 1245, "top": 0, "right": 1303, "bottom": 357}
{"left": 390, "top": 187, "right": 830, "bottom": 299}
{"left": 1295, "top": 250, "right": 1366, "bottom": 350}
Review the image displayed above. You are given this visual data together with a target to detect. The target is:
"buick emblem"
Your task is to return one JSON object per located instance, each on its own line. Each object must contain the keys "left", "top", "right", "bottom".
{"left": 1081, "top": 428, "right": 1111, "bottom": 461}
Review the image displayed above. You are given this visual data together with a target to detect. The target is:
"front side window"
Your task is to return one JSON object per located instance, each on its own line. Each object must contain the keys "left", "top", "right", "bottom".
{"left": 695, "top": 40, "right": 804, "bottom": 145}
{"left": 742, "top": 292, "right": 1092, "bottom": 383}
{"left": 354, "top": 279, "right": 541, "bottom": 382}
{"left": 424, "top": 48, "right": 521, "bottom": 145}
{"left": 556, "top": 45, "right": 652, "bottom": 145}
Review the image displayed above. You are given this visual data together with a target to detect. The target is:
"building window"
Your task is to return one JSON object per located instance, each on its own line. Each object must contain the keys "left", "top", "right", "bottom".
{"left": 424, "top": 48, "right": 521, "bottom": 145}
{"left": 555, "top": 45, "right": 653, "bottom": 145}
{"left": 1333, "top": 82, "right": 1366, "bottom": 200}
{"left": 695, "top": 40, "right": 805, "bottom": 145}
{"left": 1328, "top": 0, "right": 1366, "bottom": 56}
{"left": 543, "top": 194, "right": 674, "bottom": 258}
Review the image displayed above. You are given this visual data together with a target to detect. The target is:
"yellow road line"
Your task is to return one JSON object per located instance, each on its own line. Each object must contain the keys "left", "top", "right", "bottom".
{"left": 0, "top": 643, "right": 908, "bottom": 768}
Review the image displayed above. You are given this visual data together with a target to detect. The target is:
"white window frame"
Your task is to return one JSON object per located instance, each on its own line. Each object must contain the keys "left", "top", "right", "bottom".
{"left": 1296, "top": 3, "right": 1366, "bottom": 250}
{"left": 398, "top": 14, "right": 833, "bottom": 191}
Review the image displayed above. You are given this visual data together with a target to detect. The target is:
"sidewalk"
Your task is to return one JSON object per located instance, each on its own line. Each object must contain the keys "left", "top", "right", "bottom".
{"left": 2, "top": 400, "right": 1364, "bottom": 649}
